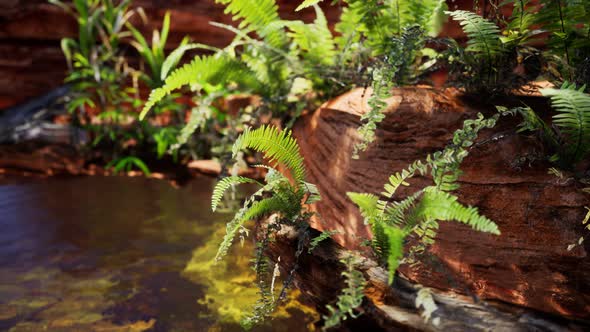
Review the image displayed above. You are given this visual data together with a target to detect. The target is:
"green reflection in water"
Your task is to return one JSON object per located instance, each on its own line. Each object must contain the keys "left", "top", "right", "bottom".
{"left": 0, "top": 176, "right": 318, "bottom": 331}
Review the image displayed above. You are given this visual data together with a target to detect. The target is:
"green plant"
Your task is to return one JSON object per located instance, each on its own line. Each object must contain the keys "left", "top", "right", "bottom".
{"left": 322, "top": 253, "right": 367, "bottom": 330}
{"left": 308, "top": 230, "right": 338, "bottom": 254}
{"left": 446, "top": 10, "right": 512, "bottom": 93}
{"left": 211, "top": 125, "right": 321, "bottom": 326}
{"left": 499, "top": 82, "right": 590, "bottom": 167}
{"left": 336, "top": 0, "right": 447, "bottom": 56}
{"left": 139, "top": 0, "right": 352, "bottom": 172}
{"left": 353, "top": 25, "right": 430, "bottom": 157}
{"left": 49, "top": 0, "right": 150, "bottom": 164}
{"left": 128, "top": 12, "right": 213, "bottom": 89}
{"left": 348, "top": 114, "right": 501, "bottom": 284}
{"left": 534, "top": 0, "right": 590, "bottom": 85}
{"left": 50, "top": 0, "right": 137, "bottom": 112}
{"left": 295, "top": 0, "right": 323, "bottom": 12}
{"left": 106, "top": 156, "right": 151, "bottom": 175}
{"left": 343, "top": 0, "right": 447, "bottom": 156}
{"left": 567, "top": 206, "right": 590, "bottom": 251}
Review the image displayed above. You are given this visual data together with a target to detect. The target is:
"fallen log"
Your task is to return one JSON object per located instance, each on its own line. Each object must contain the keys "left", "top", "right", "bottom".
{"left": 261, "top": 222, "right": 589, "bottom": 331}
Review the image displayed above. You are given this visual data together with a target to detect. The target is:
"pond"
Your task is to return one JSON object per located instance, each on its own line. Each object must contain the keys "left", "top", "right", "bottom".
{"left": 0, "top": 176, "right": 318, "bottom": 331}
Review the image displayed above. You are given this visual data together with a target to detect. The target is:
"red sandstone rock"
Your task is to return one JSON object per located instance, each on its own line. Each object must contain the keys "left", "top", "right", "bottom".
{"left": 0, "top": 0, "right": 480, "bottom": 106}
{"left": 292, "top": 87, "right": 590, "bottom": 319}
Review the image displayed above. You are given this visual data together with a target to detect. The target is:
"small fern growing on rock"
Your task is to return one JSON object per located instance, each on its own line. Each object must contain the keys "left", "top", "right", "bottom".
{"left": 348, "top": 0, "right": 448, "bottom": 157}
{"left": 322, "top": 253, "right": 367, "bottom": 330}
{"left": 212, "top": 125, "right": 321, "bottom": 326}
{"left": 499, "top": 82, "right": 590, "bottom": 167}
{"left": 349, "top": 114, "right": 501, "bottom": 284}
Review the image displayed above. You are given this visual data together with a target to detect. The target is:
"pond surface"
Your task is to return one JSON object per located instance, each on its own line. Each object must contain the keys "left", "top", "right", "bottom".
{"left": 0, "top": 176, "right": 318, "bottom": 331}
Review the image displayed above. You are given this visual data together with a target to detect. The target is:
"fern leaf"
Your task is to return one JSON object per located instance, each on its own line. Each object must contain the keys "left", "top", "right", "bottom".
{"left": 215, "top": 0, "right": 287, "bottom": 49}
{"left": 308, "top": 230, "right": 338, "bottom": 253}
{"left": 140, "top": 54, "right": 259, "bottom": 119}
{"left": 414, "top": 187, "right": 500, "bottom": 235}
{"left": 382, "top": 225, "right": 405, "bottom": 284}
{"left": 347, "top": 192, "right": 380, "bottom": 225}
{"left": 211, "top": 176, "right": 261, "bottom": 212}
{"left": 385, "top": 190, "right": 423, "bottom": 227}
{"left": 296, "top": 0, "right": 324, "bottom": 11}
{"left": 215, "top": 196, "right": 284, "bottom": 261}
{"left": 446, "top": 10, "right": 502, "bottom": 62}
{"left": 541, "top": 86, "right": 590, "bottom": 162}
{"left": 286, "top": 5, "right": 336, "bottom": 67}
{"left": 322, "top": 254, "right": 366, "bottom": 330}
{"left": 233, "top": 125, "right": 306, "bottom": 185}
{"left": 400, "top": 0, "right": 448, "bottom": 37}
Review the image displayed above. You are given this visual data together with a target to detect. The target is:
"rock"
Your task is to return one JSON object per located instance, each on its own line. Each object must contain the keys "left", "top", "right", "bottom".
{"left": 187, "top": 159, "right": 222, "bottom": 175}
{"left": 0, "top": 0, "right": 342, "bottom": 106}
{"left": 260, "top": 221, "right": 590, "bottom": 331}
{"left": 0, "top": 0, "right": 483, "bottom": 107}
{"left": 0, "top": 142, "right": 84, "bottom": 175}
{"left": 291, "top": 87, "right": 590, "bottom": 319}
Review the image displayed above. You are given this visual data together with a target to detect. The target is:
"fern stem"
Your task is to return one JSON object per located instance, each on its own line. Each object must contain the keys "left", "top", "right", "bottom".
{"left": 556, "top": 0, "right": 572, "bottom": 79}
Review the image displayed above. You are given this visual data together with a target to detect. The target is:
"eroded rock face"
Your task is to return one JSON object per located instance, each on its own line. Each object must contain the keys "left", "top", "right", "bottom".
{"left": 261, "top": 222, "right": 589, "bottom": 331}
{"left": 292, "top": 87, "right": 590, "bottom": 319}
{"left": 0, "top": 0, "right": 341, "bottom": 105}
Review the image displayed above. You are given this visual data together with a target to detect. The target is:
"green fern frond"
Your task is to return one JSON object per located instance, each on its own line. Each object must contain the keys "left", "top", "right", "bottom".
{"left": 541, "top": 86, "right": 590, "bottom": 162}
{"left": 286, "top": 5, "right": 336, "bottom": 67}
{"left": 296, "top": 0, "right": 324, "bottom": 11}
{"left": 382, "top": 160, "right": 427, "bottom": 199}
{"left": 140, "top": 54, "right": 259, "bottom": 119}
{"left": 401, "top": 0, "right": 447, "bottom": 37}
{"left": 215, "top": 196, "right": 284, "bottom": 261}
{"left": 504, "top": 0, "right": 537, "bottom": 38}
{"left": 385, "top": 190, "right": 423, "bottom": 227}
{"left": 308, "top": 230, "right": 338, "bottom": 253}
{"left": 446, "top": 10, "right": 502, "bottom": 62}
{"left": 497, "top": 105, "right": 561, "bottom": 150}
{"left": 347, "top": 192, "right": 380, "bottom": 225}
{"left": 322, "top": 254, "right": 366, "bottom": 330}
{"left": 382, "top": 225, "right": 405, "bottom": 284}
{"left": 232, "top": 125, "right": 306, "bottom": 185}
{"left": 413, "top": 187, "right": 500, "bottom": 235}
{"left": 334, "top": 5, "right": 362, "bottom": 49}
{"left": 215, "top": 0, "right": 287, "bottom": 49}
{"left": 410, "top": 218, "right": 439, "bottom": 258}
{"left": 211, "top": 176, "right": 261, "bottom": 212}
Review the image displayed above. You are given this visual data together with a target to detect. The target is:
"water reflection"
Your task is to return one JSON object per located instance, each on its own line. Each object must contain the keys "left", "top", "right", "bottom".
{"left": 0, "top": 176, "right": 318, "bottom": 331}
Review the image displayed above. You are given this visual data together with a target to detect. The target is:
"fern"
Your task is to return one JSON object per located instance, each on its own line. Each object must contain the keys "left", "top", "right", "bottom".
{"left": 308, "top": 230, "right": 339, "bottom": 253}
{"left": 212, "top": 125, "right": 325, "bottom": 327}
{"left": 322, "top": 254, "right": 367, "bottom": 330}
{"left": 140, "top": 54, "right": 260, "bottom": 119}
{"left": 412, "top": 187, "right": 500, "bottom": 234}
{"left": 534, "top": 0, "right": 590, "bottom": 82}
{"left": 215, "top": 196, "right": 285, "bottom": 261}
{"left": 446, "top": 10, "right": 502, "bottom": 63}
{"left": 215, "top": 0, "right": 287, "bottom": 49}
{"left": 296, "top": 0, "right": 324, "bottom": 12}
{"left": 286, "top": 5, "right": 336, "bottom": 67}
{"left": 347, "top": 193, "right": 380, "bottom": 224}
{"left": 232, "top": 125, "right": 306, "bottom": 185}
{"left": 541, "top": 85, "right": 590, "bottom": 163}
{"left": 381, "top": 226, "right": 406, "bottom": 284}
{"left": 353, "top": 25, "right": 430, "bottom": 158}
{"left": 211, "top": 176, "right": 261, "bottom": 211}
{"left": 349, "top": 114, "right": 500, "bottom": 284}
{"left": 502, "top": 0, "right": 537, "bottom": 43}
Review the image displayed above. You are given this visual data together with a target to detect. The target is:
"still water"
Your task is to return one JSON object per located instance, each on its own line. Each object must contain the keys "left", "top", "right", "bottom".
{"left": 0, "top": 176, "right": 318, "bottom": 331}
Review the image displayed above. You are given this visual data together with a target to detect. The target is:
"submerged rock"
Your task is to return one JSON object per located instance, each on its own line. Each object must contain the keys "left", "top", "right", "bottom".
{"left": 291, "top": 87, "right": 590, "bottom": 320}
